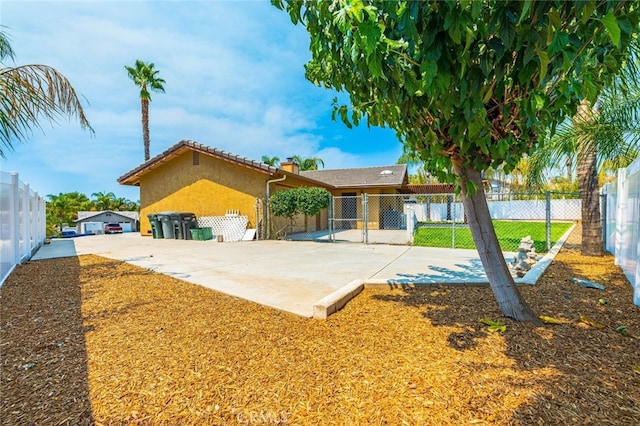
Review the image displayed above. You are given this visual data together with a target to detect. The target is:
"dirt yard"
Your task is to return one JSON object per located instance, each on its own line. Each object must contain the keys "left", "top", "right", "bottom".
{"left": 1, "top": 226, "right": 639, "bottom": 425}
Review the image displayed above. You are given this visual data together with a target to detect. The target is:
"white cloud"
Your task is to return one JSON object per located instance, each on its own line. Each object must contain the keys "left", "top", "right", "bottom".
{"left": 1, "top": 0, "right": 402, "bottom": 199}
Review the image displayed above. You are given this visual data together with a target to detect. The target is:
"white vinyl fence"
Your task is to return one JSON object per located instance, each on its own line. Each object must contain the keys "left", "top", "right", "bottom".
{"left": 0, "top": 171, "right": 47, "bottom": 286}
{"left": 602, "top": 158, "right": 640, "bottom": 306}
{"left": 602, "top": 157, "right": 640, "bottom": 306}
{"left": 411, "top": 196, "right": 581, "bottom": 222}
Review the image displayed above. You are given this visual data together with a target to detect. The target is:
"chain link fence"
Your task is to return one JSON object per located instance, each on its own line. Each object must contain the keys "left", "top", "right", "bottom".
{"left": 413, "top": 192, "right": 580, "bottom": 252}
{"left": 273, "top": 191, "right": 581, "bottom": 253}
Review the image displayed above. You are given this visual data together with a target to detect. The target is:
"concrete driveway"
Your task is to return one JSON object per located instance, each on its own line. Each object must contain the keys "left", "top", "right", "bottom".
{"left": 31, "top": 231, "right": 567, "bottom": 317}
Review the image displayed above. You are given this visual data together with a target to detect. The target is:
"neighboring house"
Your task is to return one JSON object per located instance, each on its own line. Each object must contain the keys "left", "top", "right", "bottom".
{"left": 75, "top": 210, "right": 139, "bottom": 233}
{"left": 117, "top": 140, "right": 410, "bottom": 236}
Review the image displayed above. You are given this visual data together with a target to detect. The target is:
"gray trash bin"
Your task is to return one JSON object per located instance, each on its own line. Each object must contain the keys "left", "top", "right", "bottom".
{"left": 158, "top": 212, "right": 177, "bottom": 239}
{"left": 169, "top": 212, "right": 197, "bottom": 240}
{"left": 180, "top": 213, "right": 197, "bottom": 240}
{"left": 147, "top": 213, "right": 164, "bottom": 239}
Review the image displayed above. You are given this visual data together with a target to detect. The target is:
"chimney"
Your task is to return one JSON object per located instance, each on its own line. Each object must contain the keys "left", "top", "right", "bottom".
{"left": 280, "top": 157, "right": 299, "bottom": 174}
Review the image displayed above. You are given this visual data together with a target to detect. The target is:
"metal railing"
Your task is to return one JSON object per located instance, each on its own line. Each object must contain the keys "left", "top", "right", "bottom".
{"left": 602, "top": 157, "right": 640, "bottom": 306}
{"left": 1, "top": 171, "right": 47, "bottom": 286}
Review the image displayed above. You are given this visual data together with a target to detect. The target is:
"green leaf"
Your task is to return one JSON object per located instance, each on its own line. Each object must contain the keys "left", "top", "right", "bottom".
{"left": 533, "top": 93, "right": 545, "bottom": 110}
{"left": 368, "top": 48, "right": 383, "bottom": 79}
{"left": 480, "top": 319, "right": 507, "bottom": 333}
{"left": 384, "top": 37, "right": 408, "bottom": 50}
{"left": 615, "top": 325, "right": 629, "bottom": 335}
{"left": 518, "top": 0, "right": 532, "bottom": 25}
{"left": 358, "top": 20, "right": 382, "bottom": 57}
{"left": 601, "top": 10, "right": 621, "bottom": 46}
{"left": 547, "top": 8, "right": 561, "bottom": 27}
{"left": 581, "top": 1, "right": 596, "bottom": 24}
{"left": 535, "top": 47, "right": 549, "bottom": 81}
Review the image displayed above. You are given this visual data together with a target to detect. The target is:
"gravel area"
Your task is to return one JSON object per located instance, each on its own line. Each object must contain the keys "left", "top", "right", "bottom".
{"left": 1, "top": 225, "right": 639, "bottom": 425}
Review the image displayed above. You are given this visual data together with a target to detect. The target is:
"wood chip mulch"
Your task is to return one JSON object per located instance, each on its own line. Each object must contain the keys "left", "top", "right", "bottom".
{"left": 1, "top": 225, "right": 639, "bottom": 425}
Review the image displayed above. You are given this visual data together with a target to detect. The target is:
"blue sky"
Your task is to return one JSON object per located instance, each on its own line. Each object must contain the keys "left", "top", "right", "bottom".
{"left": 0, "top": 0, "right": 403, "bottom": 202}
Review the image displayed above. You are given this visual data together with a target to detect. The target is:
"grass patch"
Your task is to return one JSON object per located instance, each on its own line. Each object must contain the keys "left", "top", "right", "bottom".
{"left": 413, "top": 220, "right": 573, "bottom": 252}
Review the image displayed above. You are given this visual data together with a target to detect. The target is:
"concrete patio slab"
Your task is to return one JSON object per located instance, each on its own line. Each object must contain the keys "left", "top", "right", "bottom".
{"left": 29, "top": 226, "right": 573, "bottom": 318}
{"left": 30, "top": 239, "right": 77, "bottom": 260}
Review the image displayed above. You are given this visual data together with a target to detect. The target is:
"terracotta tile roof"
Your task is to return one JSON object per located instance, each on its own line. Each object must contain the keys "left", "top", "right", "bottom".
{"left": 118, "top": 140, "right": 410, "bottom": 191}
{"left": 300, "top": 164, "right": 408, "bottom": 188}
{"left": 118, "top": 140, "right": 281, "bottom": 186}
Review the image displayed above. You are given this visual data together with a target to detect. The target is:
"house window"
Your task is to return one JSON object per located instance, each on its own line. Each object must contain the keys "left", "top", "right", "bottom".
{"left": 193, "top": 151, "right": 200, "bottom": 165}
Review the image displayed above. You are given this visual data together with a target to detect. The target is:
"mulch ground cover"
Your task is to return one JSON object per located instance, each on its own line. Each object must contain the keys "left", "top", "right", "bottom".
{"left": 1, "top": 225, "right": 639, "bottom": 425}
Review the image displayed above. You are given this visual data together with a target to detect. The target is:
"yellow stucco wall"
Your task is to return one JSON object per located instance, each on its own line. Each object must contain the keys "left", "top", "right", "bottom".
{"left": 139, "top": 151, "right": 267, "bottom": 235}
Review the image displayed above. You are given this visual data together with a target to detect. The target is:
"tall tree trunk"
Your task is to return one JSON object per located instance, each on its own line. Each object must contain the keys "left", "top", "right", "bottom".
{"left": 575, "top": 100, "right": 603, "bottom": 256}
{"left": 451, "top": 155, "right": 540, "bottom": 323}
{"left": 142, "top": 98, "right": 150, "bottom": 161}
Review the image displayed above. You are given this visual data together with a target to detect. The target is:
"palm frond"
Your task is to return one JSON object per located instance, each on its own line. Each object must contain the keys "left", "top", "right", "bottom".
{"left": 0, "top": 64, "right": 94, "bottom": 157}
{"left": 0, "top": 28, "right": 15, "bottom": 62}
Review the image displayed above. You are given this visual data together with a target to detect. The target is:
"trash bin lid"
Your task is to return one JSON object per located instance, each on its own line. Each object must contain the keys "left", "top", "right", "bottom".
{"left": 157, "top": 211, "right": 179, "bottom": 221}
{"left": 170, "top": 212, "right": 196, "bottom": 220}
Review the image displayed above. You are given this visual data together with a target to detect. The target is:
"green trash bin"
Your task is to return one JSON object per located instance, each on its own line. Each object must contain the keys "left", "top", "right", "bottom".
{"left": 201, "top": 227, "right": 213, "bottom": 240}
{"left": 190, "top": 227, "right": 213, "bottom": 241}
{"left": 147, "top": 213, "right": 164, "bottom": 239}
{"left": 190, "top": 228, "right": 203, "bottom": 240}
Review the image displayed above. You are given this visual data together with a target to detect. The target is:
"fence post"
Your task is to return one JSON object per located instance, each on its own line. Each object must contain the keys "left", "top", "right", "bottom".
{"left": 451, "top": 195, "right": 456, "bottom": 249}
{"left": 614, "top": 167, "right": 628, "bottom": 266}
{"left": 22, "top": 182, "right": 31, "bottom": 260}
{"left": 362, "top": 193, "right": 368, "bottom": 244}
{"left": 10, "top": 173, "right": 20, "bottom": 266}
{"left": 328, "top": 194, "right": 334, "bottom": 242}
{"left": 545, "top": 191, "right": 551, "bottom": 251}
{"left": 600, "top": 189, "right": 607, "bottom": 251}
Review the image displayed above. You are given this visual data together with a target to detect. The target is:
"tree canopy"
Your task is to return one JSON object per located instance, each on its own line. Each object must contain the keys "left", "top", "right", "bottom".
{"left": 292, "top": 155, "right": 325, "bottom": 171}
{"left": 270, "top": 186, "right": 330, "bottom": 219}
{"left": 274, "top": 0, "right": 638, "bottom": 186}
{"left": 273, "top": 0, "right": 639, "bottom": 322}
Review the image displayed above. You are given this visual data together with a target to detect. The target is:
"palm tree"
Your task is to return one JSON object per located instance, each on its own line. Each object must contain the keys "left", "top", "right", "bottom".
{"left": 261, "top": 155, "right": 280, "bottom": 167}
{"left": 91, "top": 191, "right": 117, "bottom": 211}
{"left": 125, "top": 60, "right": 165, "bottom": 161}
{"left": 291, "top": 155, "right": 325, "bottom": 171}
{"left": 397, "top": 145, "right": 430, "bottom": 183}
{"left": 0, "top": 29, "right": 93, "bottom": 158}
{"left": 527, "top": 40, "right": 640, "bottom": 256}
{"left": 46, "top": 192, "right": 90, "bottom": 232}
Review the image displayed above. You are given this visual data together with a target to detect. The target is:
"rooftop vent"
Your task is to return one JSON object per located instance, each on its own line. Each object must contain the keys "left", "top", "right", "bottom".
{"left": 380, "top": 169, "right": 394, "bottom": 175}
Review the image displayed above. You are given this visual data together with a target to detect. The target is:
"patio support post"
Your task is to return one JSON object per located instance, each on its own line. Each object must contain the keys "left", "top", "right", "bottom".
{"left": 265, "top": 175, "right": 287, "bottom": 239}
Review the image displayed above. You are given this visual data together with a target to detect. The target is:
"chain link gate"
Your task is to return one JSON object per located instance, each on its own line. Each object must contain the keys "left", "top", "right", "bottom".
{"left": 330, "top": 195, "right": 364, "bottom": 243}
